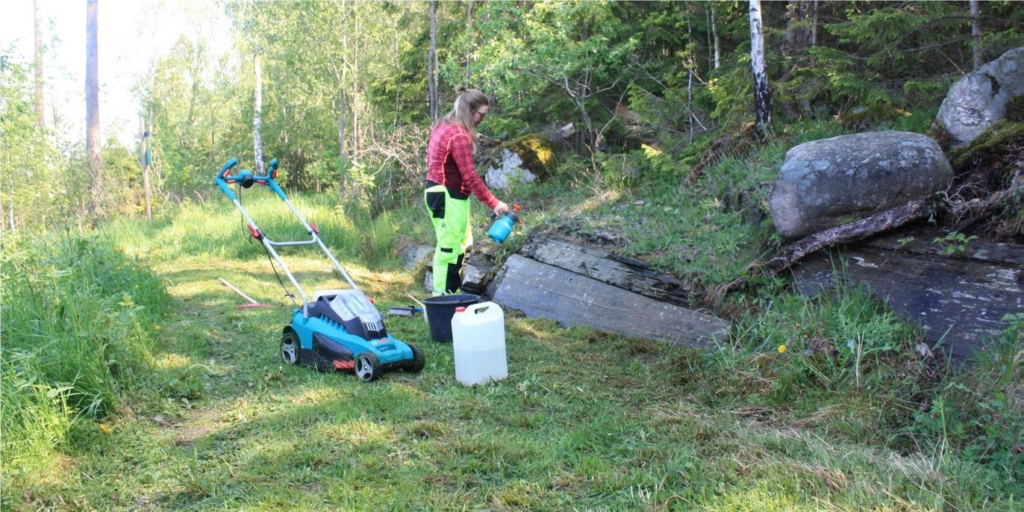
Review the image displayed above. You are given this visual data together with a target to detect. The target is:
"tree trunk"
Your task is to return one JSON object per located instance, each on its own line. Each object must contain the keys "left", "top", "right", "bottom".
{"left": 686, "top": 13, "right": 693, "bottom": 142}
{"left": 785, "top": 1, "right": 812, "bottom": 53}
{"left": 338, "top": 91, "right": 347, "bottom": 198}
{"left": 140, "top": 113, "right": 153, "bottom": 220}
{"left": 748, "top": 0, "right": 772, "bottom": 136}
{"left": 711, "top": 7, "right": 720, "bottom": 69}
{"left": 428, "top": 0, "right": 439, "bottom": 122}
{"left": 34, "top": 0, "right": 45, "bottom": 128}
{"left": 970, "top": 0, "right": 982, "bottom": 70}
{"left": 5, "top": 172, "right": 15, "bottom": 230}
{"left": 465, "top": 0, "right": 473, "bottom": 83}
{"left": 253, "top": 52, "right": 265, "bottom": 175}
{"left": 339, "top": 0, "right": 349, "bottom": 197}
{"left": 810, "top": 0, "right": 818, "bottom": 46}
{"left": 353, "top": 4, "right": 360, "bottom": 159}
{"left": 86, "top": 0, "right": 102, "bottom": 219}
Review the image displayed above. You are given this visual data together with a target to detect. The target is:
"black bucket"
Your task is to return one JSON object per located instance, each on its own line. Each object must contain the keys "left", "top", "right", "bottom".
{"left": 422, "top": 294, "right": 479, "bottom": 342}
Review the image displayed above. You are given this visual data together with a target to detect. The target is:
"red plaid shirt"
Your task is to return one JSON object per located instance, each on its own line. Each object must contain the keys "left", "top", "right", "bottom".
{"left": 426, "top": 122, "right": 498, "bottom": 210}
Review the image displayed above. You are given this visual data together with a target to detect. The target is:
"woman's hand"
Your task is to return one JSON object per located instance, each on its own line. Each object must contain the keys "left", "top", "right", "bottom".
{"left": 492, "top": 201, "right": 509, "bottom": 216}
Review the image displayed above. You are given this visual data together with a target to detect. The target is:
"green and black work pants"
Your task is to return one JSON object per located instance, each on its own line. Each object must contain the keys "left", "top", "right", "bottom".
{"left": 424, "top": 183, "right": 473, "bottom": 295}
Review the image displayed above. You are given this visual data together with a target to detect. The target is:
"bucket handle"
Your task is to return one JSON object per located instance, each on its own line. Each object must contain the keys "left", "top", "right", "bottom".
{"left": 466, "top": 301, "right": 499, "bottom": 316}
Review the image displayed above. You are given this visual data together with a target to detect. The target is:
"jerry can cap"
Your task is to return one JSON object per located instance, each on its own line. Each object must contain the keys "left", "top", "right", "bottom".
{"left": 455, "top": 306, "right": 466, "bottom": 312}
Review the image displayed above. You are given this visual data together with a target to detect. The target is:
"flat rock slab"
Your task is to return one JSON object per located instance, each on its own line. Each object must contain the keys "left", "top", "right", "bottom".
{"left": 793, "top": 238, "right": 1022, "bottom": 359}
{"left": 424, "top": 252, "right": 494, "bottom": 294}
{"left": 400, "top": 244, "right": 434, "bottom": 271}
{"left": 520, "top": 236, "right": 694, "bottom": 306}
{"left": 490, "top": 255, "right": 730, "bottom": 347}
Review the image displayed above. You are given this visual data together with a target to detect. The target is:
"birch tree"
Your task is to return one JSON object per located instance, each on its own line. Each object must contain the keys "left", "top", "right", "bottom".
{"left": 970, "top": 0, "right": 982, "bottom": 70}
{"left": 428, "top": 0, "right": 439, "bottom": 122}
{"left": 253, "top": 52, "right": 264, "bottom": 175}
{"left": 86, "top": 0, "right": 102, "bottom": 217}
{"left": 34, "top": 0, "right": 45, "bottom": 127}
{"left": 748, "top": 0, "right": 772, "bottom": 135}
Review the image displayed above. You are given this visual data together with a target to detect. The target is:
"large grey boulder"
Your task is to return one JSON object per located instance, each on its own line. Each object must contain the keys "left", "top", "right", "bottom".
{"left": 936, "top": 47, "right": 1024, "bottom": 148}
{"left": 768, "top": 131, "right": 952, "bottom": 240}
{"left": 484, "top": 149, "right": 538, "bottom": 191}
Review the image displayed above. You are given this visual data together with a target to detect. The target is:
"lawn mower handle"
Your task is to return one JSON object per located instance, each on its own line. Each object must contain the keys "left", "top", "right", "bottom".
{"left": 213, "top": 158, "right": 284, "bottom": 201}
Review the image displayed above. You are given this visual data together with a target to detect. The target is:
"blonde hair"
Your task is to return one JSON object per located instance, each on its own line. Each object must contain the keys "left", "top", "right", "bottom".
{"left": 438, "top": 85, "right": 490, "bottom": 143}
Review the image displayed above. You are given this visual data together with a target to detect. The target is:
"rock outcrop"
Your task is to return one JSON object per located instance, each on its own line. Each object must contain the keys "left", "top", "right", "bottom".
{"left": 936, "top": 47, "right": 1024, "bottom": 147}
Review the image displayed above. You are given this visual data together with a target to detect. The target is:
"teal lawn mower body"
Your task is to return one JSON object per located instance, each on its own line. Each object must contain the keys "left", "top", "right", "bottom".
{"left": 213, "top": 158, "right": 424, "bottom": 381}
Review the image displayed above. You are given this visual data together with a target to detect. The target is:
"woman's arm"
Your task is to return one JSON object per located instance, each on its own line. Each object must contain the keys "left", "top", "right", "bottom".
{"left": 448, "top": 132, "right": 500, "bottom": 210}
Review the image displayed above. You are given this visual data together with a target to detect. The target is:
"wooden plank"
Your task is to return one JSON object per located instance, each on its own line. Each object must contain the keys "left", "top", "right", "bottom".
{"left": 793, "top": 246, "right": 1022, "bottom": 359}
{"left": 490, "top": 255, "right": 729, "bottom": 347}
{"left": 519, "top": 236, "right": 694, "bottom": 306}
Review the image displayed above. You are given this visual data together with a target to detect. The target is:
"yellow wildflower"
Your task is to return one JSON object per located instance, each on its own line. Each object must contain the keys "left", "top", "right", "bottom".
{"left": 155, "top": 325, "right": 162, "bottom": 330}
{"left": 778, "top": 344, "right": 787, "bottom": 354}
{"left": 98, "top": 424, "right": 113, "bottom": 435}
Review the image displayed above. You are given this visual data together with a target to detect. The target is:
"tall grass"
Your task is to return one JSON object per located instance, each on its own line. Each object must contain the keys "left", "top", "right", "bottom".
{"left": 103, "top": 192, "right": 416, "bottom": 268}
{"left": 0, "top": 356, "right": 74, "bottom": 472}
{"left": 1, "top": 230, "right": 171, "bottom": 473}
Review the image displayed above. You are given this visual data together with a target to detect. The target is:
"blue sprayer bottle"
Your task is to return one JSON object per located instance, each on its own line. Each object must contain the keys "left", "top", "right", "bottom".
{"left": 487, "top": 204, "right": 522, "bottom": 243}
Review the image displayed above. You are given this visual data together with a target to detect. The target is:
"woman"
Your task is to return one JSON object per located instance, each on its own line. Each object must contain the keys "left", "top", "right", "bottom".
{"left": 424, "top": 86, "right": 508, "bottom": 295}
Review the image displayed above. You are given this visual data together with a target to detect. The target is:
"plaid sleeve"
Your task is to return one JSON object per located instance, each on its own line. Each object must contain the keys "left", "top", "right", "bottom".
{"left": 449, "top": 132, "right": 499, "bottom": 210}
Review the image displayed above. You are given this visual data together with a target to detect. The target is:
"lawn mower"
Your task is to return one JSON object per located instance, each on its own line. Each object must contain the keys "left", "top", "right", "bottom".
{"left": 213, "top": 158, "right": 424, "bottom": 382}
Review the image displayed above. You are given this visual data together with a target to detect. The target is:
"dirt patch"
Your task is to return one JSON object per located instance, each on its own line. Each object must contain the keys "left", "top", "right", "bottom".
{"left": 173, "top": 407, "right": 224, "bottom": 447}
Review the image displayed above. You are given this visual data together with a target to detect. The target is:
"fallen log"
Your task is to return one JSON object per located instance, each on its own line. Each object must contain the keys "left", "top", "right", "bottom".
{"left": 489, "top": 255, "right": 729, "bottom": 347}
{"left": 519, "top": 235, "right": 694, "bottom": 306}
{"left": 764, "top": 200, "right": 932, "bottom": 273}
{"left": 951, "top": 173, "right": 1022, "bottom": 232}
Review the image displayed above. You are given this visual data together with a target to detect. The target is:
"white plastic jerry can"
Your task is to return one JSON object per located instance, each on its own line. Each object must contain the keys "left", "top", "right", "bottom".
{"left": 451, "top": 302, "right": 508, "bottom": 386}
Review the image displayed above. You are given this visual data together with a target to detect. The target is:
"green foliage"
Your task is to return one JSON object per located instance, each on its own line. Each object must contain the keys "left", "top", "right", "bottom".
{"left": 1, "top": 232, "right": 171, "bottom": 412}
{"left": 933, "top": 231, "right": 978, "bottom": 256}
{"left": 806, "top": 2, "right": 1022, "bottom": 121}
{"left": 0, "top": 57, "right": 76, "bottom": 229}
{"left": 0, "top": 231, "right": 172, "bottom": 477}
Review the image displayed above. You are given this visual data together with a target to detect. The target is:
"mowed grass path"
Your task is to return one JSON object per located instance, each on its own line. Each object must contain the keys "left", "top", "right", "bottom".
{"left": 46, "top": 250, "right": 961, "bottom": 511}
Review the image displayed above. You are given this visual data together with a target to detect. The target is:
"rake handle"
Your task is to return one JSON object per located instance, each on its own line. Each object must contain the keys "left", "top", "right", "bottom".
{"left": 219, "top": 277, "right": 260, "bottom": 305}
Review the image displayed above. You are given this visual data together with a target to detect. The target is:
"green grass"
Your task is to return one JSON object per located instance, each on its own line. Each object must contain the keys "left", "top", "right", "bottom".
{"left": 2, "top": 208, "right": 1019, "bottom": 510}
{"left": 3, "top": 121, "right": 1020, "bottom": 509}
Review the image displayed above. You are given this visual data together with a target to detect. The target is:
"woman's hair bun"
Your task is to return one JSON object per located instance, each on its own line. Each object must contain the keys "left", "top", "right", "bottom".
{"left": 455, "top": 84, "right": 467, "bottom": 94}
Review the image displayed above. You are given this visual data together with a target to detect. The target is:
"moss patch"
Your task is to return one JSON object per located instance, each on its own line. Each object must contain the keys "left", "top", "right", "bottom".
{"left": 1005, "top": 95, "right": 1024, "bottom": 123}
{"left": 503, "top": 134, "right": 556, "bottom": 177}
{"left": 948, "top": 120, "right": 1024, "bottom": 172}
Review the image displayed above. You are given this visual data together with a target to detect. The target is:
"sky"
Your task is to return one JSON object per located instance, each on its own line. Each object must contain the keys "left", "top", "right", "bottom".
{"left": 2, "top": 0, "right": 232, "bottom": 148}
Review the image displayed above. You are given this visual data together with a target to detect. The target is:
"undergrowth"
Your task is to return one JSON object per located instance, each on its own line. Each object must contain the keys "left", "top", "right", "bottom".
{"left": 1, "top": 231, "right": 173, "bottom": 478}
